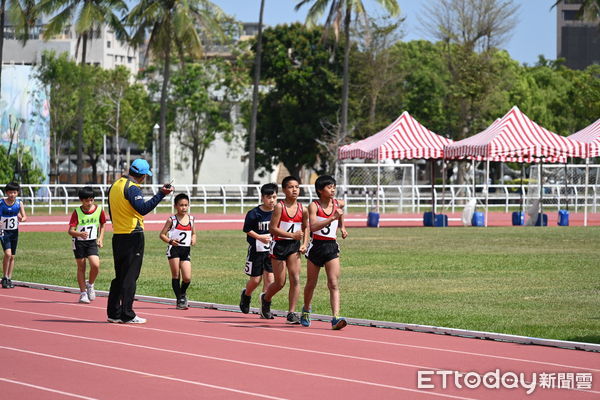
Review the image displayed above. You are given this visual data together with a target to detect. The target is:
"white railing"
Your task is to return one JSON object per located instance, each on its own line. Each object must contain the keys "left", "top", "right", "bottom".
{"left": 7, "top": 183, "right": 600, "bottom": 215}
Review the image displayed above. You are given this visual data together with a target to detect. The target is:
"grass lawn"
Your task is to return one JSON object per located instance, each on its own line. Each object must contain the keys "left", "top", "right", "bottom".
{"left": 14, "top": 227, "right": 600, "bottom": 344}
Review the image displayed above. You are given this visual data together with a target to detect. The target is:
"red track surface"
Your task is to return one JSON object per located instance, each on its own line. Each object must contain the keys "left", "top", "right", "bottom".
{"left": 0, "top": 287, "right": 598, "bottom": 399}
{"left": 19, "top": 211, "right": 600, "bottom": 233}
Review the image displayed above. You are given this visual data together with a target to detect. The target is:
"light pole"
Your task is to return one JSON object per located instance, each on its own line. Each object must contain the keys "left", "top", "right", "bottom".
{"left": 152, "top": 123, "right": 159, "bottom": 185}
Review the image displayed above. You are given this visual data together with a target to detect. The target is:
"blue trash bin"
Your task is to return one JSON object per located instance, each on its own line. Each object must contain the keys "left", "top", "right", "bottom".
{"left": 367, "top": 211, "right": 380, "bottom": 228}
{"left": 423, "top": 212, "right": 435, "bottom": 227}
{"left": 434, "top": 214, "right": 448, "bottom": 227}
{"left": 558, "top": 210, "right": 569, "bottom": 226}
{"left": 512, "top": 211, "right": 525, "bottom": 226}
{"left": 535, "top": 213, "right": 548, "bottom": 226}
{"left": 471, "top": 212, "right": 485, "bottom": 227}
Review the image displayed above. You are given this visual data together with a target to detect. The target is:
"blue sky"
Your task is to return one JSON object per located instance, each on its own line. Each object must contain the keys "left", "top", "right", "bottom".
{"left": 212, "top": 0, "right": 556, "bottom": 66}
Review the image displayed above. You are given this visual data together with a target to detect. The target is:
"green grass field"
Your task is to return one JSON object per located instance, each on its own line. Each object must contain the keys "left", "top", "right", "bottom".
{"left": 14, "top": 227, "right": 600, "bottom": 344}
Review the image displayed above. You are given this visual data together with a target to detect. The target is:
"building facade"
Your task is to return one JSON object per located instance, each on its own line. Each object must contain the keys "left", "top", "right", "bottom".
{"left": 556, "top": 0, "right": 600, "bottom": 70}
{"left": 2, "top": 24, "right": 139, "bottom": 75}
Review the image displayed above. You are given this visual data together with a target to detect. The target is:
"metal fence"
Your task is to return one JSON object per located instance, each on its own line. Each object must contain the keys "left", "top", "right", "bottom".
{"left": 9, "top": 183, "right": 600, "bottom": 215}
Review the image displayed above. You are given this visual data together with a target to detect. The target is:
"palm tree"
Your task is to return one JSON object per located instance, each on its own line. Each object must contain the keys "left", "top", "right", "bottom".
{"left": 0, "top": 0, "right": 37, "bottom": 102}
{"left": 126, "top": 0, "right": 224, "bottom": 183}
{"left": 36, "top": 0, "right": 128, "bottom": 183}
{"left": 295, "top": 0, "right": 399, "bottom": 144}
{"left": 247, "top": 0, "right": 265, "bottom": 184}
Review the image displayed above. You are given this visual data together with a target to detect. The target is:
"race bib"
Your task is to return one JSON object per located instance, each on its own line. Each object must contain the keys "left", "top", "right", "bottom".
{"left": 76, "top": 224, "right": 98, "bottom": 241}
{"left": 171, "top": 229, "right": 192, "bottom": 246}
{"left": 1, "top": 216, "right": 18, "bottom": 231}
{"left": 279, "top": 221, "right": 301, "bottom": 240}
{"left": 255, "top": 237, "right": 271, "bottom": 252}
{"left": 313, "top": 216, "right": 338, "bottom": 239}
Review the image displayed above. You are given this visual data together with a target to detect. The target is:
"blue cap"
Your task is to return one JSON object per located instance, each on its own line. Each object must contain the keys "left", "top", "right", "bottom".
{"left": 129, "top": 159, "right": 153, "bottom": 177}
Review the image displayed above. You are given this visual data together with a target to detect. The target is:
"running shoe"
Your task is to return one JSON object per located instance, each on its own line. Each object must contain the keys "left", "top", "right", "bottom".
{"left": 86, "top": 281, "right": 96, "bottom": 301}
{"left": 79, "top": 292, "right": 90, "bottom": 304}
{"left": 331, "top": 317, "right": 347, "bottom": 330}
{"left": 259, "top": 292, "right": 273, "bottom": 319}
{"left": 176, "top": 295, "right": 188, "bottom": 310}
{"left": 300, "top": 308, "right": 311, "bottom": 327}
{"left": 239, "top": 288, "right": 251, "bottom": 314}
{"left": 286, "top": 312, "right": 300, "bottom": 325}
{"left": 7, "top": 279, "right": 14, "bottom": 288}
{"left": 1, "top": 277, "right": 7, "bottom": 288}
{"left": 123, "top": 316, "right": 146, "bottom": 324}
{"left": 107, "top": 317, "right": 122, "bottom": 323}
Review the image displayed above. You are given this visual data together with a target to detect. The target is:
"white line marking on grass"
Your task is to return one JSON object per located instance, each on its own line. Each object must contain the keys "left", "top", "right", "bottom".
{"left": 0, "top": 377, "right": 99, "bottom": 400}
{"left": 2, "top": 292, "right": 599, "bottom": 373}
{"left": 0, "top": 346, "right": 286, "bottom": 400}
{"left": 0, "top": 323, "right": 478, "bottom": 400}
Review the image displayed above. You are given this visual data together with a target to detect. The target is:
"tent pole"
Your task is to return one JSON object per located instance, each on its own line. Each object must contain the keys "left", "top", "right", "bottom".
{"left": 539, "top": 161, "right": 544, "bottom": 226}
{"left": 485, "top": 159, "right": 490, "bottom": 227}
{"left": 377, "top": 148, "right": 381, "bottom": 213}
{"left": 564, "top": 161, "right": 569, "bottom": 212}
{"left": 441, "top": 158, "right": 447, "bottom": 213}
{"left": 584, "top": 157, "right": 589, "bottom": 227}
{"left": 472, "top": 159, "right": 476, "bottom": 202}
{"left": 431, "top": 159, "right": 436, "bottom": 214}
{"left": 520, "top": 163, "right": 525, "bottom": 215}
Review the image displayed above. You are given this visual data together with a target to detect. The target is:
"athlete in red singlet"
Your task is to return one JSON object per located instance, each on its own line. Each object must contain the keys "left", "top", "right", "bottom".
{"left": 301, "top": 175, "right": 348, "bottom": 330}
{"left": 260, "top": 176, "right": 309, "bottom": 323}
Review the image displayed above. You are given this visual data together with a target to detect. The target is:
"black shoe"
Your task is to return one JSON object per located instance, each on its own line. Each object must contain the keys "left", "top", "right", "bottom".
{"left": 259, "top": 292, "right": 273, "bottom": 319}
{"left": 286, "top": 312, "right": 300, "bottom": 325}
{"left": 7, "top": 279, "right": 14, "bottom": 288}
{"left": 1, "top": 277, "right": 7, "bottom": 289}
{"left": 239, "top": 289, "right": 251, "bottom": 314}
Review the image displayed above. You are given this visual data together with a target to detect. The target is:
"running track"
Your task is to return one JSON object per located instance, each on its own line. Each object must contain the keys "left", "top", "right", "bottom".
{"left": 0, "top": 287, "right": 598, "bottom": 399}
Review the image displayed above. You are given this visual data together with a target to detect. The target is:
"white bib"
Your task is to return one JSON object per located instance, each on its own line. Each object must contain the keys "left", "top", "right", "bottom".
{"left": 313, "top": 216, "right": 338, "bottom": 239}
{"left": 1, "top": 216, "right": 18, "bottom": 231}
{"left": 278, "top": 220, "right": 301, "bottom": 240}
{"left": 170, "top": 228, "right": 192, "bottom": 247}
{"left": 255, "top": 237, "right": 271, "bottom": 252}
{"left": 76, "top": 224, "right": 98, "bottom": 241}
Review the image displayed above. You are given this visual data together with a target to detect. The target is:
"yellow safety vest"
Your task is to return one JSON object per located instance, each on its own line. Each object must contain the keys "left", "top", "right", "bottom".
{"left": 108, "top": 176, "right": 144, "bottom": 234}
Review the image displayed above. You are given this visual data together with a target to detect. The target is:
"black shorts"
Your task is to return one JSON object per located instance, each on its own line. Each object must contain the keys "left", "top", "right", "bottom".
{"left": 306, "top": 240, "right": 339, "bottom": 267}
{"left": 72, "top": 239, "right": 99, "bottom": 259}
{"left": 245, "top": 246, "right": 273, "bottom": 277}
{"left": 1, "top": 230, "right": 19, "bottom": 255}
{"left": 167, "top": 245, "right": 191, "bottom": 261}
{"left": 270, "top": 240, "right": 300, "bottom": 261}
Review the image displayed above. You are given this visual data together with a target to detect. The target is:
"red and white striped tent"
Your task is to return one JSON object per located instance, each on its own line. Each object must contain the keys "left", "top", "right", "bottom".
{"left": 568, "top": 118, "right": 600, "bottom": 158}
{"left": 338, "top": 111, "right": 453, "bottom": 160}
{"left": 568, "top": 118, "right": 600, "bottom": 226}
{"left": 444, "top": 106, "right": 585, "bottom": 162}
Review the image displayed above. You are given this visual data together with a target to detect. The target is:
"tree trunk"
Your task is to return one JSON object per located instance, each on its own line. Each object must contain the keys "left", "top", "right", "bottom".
{"left": 158, "top": 44, "right": 172, "bottom": 183}
{"left": 0, "top": 0, "right": 6, "bottom": 98}
{"left": 76, "top": 32, "right": 88, "bottom": 183}
{"left": 340, "top": 5, "right": 351, "bottom": 142}
{"left": 247, "top": 0, "right": 265, "bottom": 184}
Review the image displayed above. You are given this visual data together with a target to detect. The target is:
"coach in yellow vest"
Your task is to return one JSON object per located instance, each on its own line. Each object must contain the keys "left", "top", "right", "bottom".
{"left": 107, "top": 159, "right": 173, "bottom": 324}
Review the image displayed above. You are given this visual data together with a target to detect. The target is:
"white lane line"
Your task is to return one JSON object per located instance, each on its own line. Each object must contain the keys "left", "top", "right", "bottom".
{"left": 0, "top": 346, "right": 286, "bottom": 400}
{"left": 0, "top": 323, "right": 477, "bottom": 400}
{"left": 0, "top": 307, "right": 435, "bottom": 370}
{"left": 0, "top": 377, "right": 98, "bottom": 400}
{"left": 1, "top": 293, "right": 599, "bottom": 372}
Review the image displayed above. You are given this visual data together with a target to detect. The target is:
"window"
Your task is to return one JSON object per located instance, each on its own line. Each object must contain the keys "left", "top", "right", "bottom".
{"left": 107, "top": 40, "right": 111, "bottom": 48}
{"left": 127, "top": 56, "right": 133, "bottom": 63}
{"left": 563, "top": 10, "right": 581, "bottom": 21}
